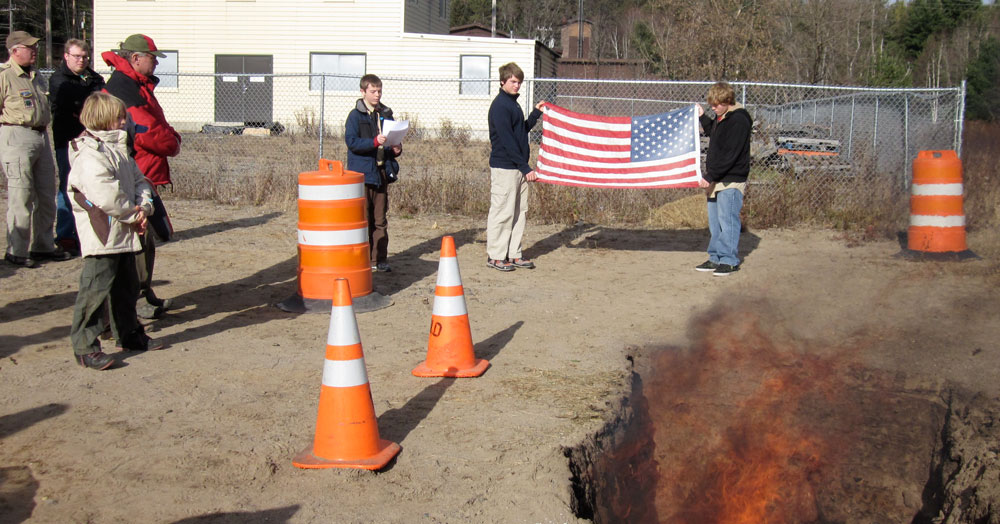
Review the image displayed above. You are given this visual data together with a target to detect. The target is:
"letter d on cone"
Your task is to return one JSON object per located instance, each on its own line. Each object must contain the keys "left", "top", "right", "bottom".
{"left": 413, "top": 236, "right": 489, "bottom": 378}
{"left": 293, "top": 278, "right": 400, "bottom": 470}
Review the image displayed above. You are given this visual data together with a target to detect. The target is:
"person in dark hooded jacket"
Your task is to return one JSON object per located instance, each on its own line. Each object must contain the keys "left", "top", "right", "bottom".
{"left": 694, "top": 81, "right": 752, "bottom": 277}
{"left": 345, "top": 74, "right": 401, "bottom": 273}
{"left": 102, "top": 34, "right": 180, "bottom": 318}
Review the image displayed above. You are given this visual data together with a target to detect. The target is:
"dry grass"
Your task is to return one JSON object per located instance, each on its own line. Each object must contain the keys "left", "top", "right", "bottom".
{"left": 962, "top": 121, "right": 1000, "bottom": 232}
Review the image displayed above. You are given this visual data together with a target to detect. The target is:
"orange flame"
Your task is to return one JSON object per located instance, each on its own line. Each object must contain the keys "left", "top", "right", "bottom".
{"left": 647, "top": 307, "right": 853, "bottom": 524}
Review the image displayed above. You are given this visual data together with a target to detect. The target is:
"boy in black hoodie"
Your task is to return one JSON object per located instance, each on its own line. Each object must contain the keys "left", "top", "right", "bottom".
{"left": 695, "top": 81, "right": 752, "bottom": 277}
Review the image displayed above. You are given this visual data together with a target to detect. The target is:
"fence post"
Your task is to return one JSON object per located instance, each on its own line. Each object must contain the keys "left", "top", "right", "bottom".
{"left": 873, "top": 96, "right": 879, "bottom": 152}
{"left": 829, "top": 100, "right": 835, "bottom": 137}
{"left": 956, "top": 79, "right": 966, "bottom": 157}
{"left": 318, "top": 75, "right": 326, "bottom": 163}
{"left": 904, "top": 93, "right": 910, "bottom": 190}
{"left": 848, "top": 94, "right": 855, "bottom": 160}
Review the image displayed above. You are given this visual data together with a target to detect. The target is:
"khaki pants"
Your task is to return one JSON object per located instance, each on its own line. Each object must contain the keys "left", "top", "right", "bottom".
{"left": 2, "top": 126, "right": 56, "bottom": 257}
{"left": 486, "top": 167, "right": 530, "bottom": 261}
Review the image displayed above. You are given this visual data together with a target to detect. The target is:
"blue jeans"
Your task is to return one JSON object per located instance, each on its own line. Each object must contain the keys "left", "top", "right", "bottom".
{"left": 55, "top": 147, "right": 78, "bottom": 243}
{"left": 706, "top": 187, "right": 743, "bottom": 267}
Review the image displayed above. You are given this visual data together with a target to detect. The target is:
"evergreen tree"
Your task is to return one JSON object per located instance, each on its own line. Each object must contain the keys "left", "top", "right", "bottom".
{"left": 965, "top": 36, "right": 1000, "bottom": 121}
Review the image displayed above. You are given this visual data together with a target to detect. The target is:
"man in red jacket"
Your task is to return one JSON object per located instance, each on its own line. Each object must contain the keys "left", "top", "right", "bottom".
{"left": 102, "top": 34, "right": 180, "bottom": 318}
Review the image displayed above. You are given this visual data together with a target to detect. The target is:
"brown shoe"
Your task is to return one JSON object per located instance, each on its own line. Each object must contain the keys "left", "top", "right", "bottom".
{"left": 77, "top": 352, "right": 115, "bottom": 370}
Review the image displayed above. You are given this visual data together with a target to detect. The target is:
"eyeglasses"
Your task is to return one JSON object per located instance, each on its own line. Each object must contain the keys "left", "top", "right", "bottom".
{"left": 67, "top": 53, "right": 90, "bottom": 60}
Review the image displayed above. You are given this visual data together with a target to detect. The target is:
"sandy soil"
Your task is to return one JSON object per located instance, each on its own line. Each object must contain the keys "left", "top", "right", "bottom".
{"left": 1, "top": 194, "right": 998, "bottom": 524}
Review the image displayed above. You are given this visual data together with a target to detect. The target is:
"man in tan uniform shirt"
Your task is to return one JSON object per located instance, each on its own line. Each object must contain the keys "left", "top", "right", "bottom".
{"left": 1, "top": 31, "right": 70, "bottom": 268}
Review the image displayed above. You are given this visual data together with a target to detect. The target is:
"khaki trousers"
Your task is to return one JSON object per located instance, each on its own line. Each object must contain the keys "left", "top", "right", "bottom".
{"left": 2, "top": 126, "right": 56, "bottom": 257}
{"left": 486, "top": 167, "right": 530, "bottom": 261}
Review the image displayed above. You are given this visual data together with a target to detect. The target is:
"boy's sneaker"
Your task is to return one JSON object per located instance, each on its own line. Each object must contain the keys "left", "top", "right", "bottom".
{"left": 116, "top": 333, "right": 165, "bottom": 352}
{"left": 695, "top": 260, "right": 719, "bottom": 272}
{"left": 77, "top": 352, "right": 115, "bottom": 370}
{"left": 373, "top": 262, "right": 392, "bottom": 273}
{"left": 713, "top": 264, "right": 740, "bottom": 276}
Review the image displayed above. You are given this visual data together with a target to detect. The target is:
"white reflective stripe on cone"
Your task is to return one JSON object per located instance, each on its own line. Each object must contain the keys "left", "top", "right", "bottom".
{"left": 298, "top": 227, "right": 368, "bottom": 246}
{"left": 327, "top": 305, "right": 361, "bottom": 346}
{"left": 910, "top": 215, "right": 966, "bottom": 227}
{"left": 321, "top": 357, "right": 369, "bottom": 388}
{"left": 432, "top": 294, "right": 468, "bottom": 317}
{"left": 912, "top": 183, "right": 963, "bottom": 196}
{"left": 436, "top": 257, "right": 462, "bottom": 287}
{"left": 299, "top": 183, "right": 364, "bottom": 201}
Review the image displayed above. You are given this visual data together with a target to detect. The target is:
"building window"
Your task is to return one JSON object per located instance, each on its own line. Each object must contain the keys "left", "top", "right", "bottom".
{"left": 310, "top": 53, "right": 366, "bottom": 92}
{"left": 460, "top": 55, "right": 490, "bottom": 96}
{"left": 157, "top": 51, "right": 179, "bottom": 88}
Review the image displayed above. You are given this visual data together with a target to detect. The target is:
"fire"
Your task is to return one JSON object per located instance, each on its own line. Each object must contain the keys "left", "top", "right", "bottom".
{"left": 647, "top": 305, "right": 853, "bottom": 524}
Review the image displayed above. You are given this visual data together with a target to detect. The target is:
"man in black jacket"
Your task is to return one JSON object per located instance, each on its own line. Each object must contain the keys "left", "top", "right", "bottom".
{"left": 485, "top": 62, "right": 545, "bottom": 272}
{"left": 49, "top": 38, "right": 106, "bottom": 256}
{"left": 695, "top": 81, "right": 752, "bottom": 277}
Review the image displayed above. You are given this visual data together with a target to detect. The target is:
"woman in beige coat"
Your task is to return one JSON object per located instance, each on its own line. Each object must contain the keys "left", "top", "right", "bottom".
{"left": 68, "top": 92, "right": 163, "bottom": 370}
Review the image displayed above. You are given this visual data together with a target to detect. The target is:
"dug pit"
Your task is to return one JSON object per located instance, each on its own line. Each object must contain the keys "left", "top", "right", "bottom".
{"left": 566, "top": 307, "right": 1000, "bottom": 524}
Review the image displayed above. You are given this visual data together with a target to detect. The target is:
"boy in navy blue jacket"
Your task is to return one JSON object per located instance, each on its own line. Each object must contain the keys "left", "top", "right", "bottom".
{"left": 486, "top": 62, "right": 546, "bottom": 272}
{"left": 346, "top": 74, "right": 401, "bottom": 273}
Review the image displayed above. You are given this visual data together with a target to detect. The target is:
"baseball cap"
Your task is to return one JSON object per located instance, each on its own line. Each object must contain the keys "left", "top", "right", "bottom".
{"left": 6, "top": 31, "right": 39, "bottom": 49}
{"left": 118, "top": 34, "right": 166, "bottom": 58}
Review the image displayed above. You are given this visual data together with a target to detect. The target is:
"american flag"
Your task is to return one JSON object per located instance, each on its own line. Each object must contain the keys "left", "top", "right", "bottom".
{"left": 536, "top": 103, "right": 702, "bottom": 188}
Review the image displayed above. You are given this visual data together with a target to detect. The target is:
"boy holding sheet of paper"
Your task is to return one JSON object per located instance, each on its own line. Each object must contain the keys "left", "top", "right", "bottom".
{"left": 346, "top": 74, "right": 402, "bottom": 273}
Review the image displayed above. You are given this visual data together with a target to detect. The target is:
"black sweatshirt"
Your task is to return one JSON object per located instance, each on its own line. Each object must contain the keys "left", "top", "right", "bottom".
{"left": 699, "top": 106, "right": 753, "bottom": 184}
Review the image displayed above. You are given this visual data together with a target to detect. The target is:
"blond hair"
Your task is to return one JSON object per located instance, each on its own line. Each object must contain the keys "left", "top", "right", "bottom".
{"left": 80, "top": 92, "right": 127, "bottom": 131}
{"left": 706, "top": 81, "right": 736, "bottom": 106}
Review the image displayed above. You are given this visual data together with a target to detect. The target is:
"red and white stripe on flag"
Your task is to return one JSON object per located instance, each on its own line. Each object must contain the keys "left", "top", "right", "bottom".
{"left": 536, "top": 103, "right": 703, "bottom": 188}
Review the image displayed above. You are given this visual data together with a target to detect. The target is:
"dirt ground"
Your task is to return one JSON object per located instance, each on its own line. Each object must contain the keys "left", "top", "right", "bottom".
{"left": 1, "top": 194, "right": 999, "bottom": 524}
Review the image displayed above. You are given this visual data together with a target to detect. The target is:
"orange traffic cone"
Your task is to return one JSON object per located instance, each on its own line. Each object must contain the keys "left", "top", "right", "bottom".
{"left": 412, "top": 236, "right": 489, "bottom": 378}
{"left": 293, "top": 278, "right": 400, "bottom": 470}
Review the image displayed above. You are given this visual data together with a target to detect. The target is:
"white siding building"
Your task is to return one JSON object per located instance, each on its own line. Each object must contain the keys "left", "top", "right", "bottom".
{"left": 93, "top": 0, "right": 556, "bottom": 134}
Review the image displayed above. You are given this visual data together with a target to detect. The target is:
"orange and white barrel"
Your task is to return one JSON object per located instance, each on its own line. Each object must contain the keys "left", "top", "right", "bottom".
{"left": 908, "top": 150, "right": 967, "bottom": 253}
{"left": 297, "top": 159, "right": 372, "bottom": 299}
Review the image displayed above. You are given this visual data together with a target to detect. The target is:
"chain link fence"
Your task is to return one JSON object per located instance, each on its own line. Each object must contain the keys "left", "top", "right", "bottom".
{"left": 39, "top": 71, "right": 965, "bottom": 225}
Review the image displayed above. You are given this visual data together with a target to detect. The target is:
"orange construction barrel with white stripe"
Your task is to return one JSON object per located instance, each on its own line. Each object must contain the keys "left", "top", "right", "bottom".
{"left": 298, "top": 159, "right": 371, "bottom": 298}
{"left": 908, "top": 150, "right": 967, "bottom": 253}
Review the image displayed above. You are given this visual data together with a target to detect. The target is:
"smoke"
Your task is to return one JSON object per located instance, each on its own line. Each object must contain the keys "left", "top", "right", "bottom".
{"left": 645, "top": 296, "right": 864, "bottom": 524}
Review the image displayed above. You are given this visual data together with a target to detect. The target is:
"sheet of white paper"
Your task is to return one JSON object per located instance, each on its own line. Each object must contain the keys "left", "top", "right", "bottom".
{"left": 381, "top": 120, "right": 409, "bottom": 147}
